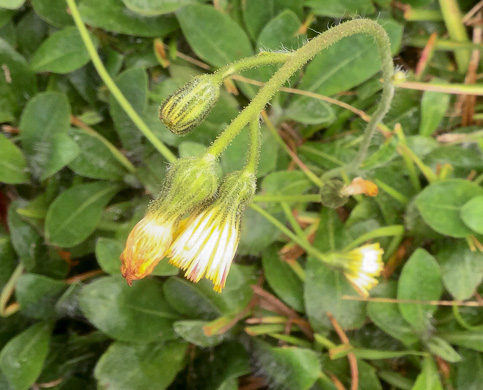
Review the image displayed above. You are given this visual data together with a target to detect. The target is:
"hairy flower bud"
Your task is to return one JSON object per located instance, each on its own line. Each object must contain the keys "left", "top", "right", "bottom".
{"left": 159, "top": 75, "right": 221, "bottom": 135}
{"left": 121, "top": 156, "right": 219, "bottom": 285}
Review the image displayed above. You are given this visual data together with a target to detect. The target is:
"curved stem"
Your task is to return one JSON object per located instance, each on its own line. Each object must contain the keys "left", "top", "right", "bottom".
{"left": 66, "top": 0, "right": 177, "bottom": 163}
{"left": 214, "top": 52, "right": 291, "bottom": 81}
{"left": 244, "top": 117, "right": 261, "bottom": 174}
{"left": 207, "top": 19, "right": 394, "bottom": 176}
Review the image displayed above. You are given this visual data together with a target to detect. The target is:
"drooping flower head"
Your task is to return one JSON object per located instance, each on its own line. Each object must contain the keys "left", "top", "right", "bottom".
{"left": 342, "top": 243, "right": 384, "bottom": 297}
{"left": 121, "top": 156, "right": 218, "bottom": 285}
{"left": 167, "top": 171, "right": 256, "bottom": 292}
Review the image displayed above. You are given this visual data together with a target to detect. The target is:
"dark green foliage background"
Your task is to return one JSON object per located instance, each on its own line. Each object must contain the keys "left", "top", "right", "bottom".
{"left": 0, "top": 0, "right": 482, "bottom": 389}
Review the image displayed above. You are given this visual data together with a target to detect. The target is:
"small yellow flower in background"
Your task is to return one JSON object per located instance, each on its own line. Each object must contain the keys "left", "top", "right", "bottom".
{"left": 343, "top": 243, "right": 384, "bottom": 297}
{"left": 121, "top": 213, "right": 176, "bottom": 285}
{"left": 120, "top": 156, "right": 218, "bottom": 286}
{"left": 343, "top": 177, "right": 379, "bottom": 197}
{"left": 168, "top": 171, "right": 256, "bottom": 292}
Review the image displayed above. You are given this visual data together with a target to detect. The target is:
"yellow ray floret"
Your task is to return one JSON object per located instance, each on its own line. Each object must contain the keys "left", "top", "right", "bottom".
{"left": 168, "top": 207, "right": 240, "bottom": 293}
{"left": 343, "top": 243, "right": 384, "bottom": 297}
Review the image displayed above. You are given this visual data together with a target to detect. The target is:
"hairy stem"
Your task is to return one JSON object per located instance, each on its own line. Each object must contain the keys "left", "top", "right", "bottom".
{"left": 207, "top": 19, "right": 395, "bottom": 179}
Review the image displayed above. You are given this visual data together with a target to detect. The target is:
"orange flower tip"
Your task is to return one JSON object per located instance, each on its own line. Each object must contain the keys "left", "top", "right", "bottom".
{"left": 344, "top": 177, "right": 379, "bottom": 197}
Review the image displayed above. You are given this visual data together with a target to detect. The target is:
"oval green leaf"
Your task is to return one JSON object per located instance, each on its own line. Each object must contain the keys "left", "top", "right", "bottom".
{"left": 0, "top": 133, "right": 28, "bottom": 184}
{"left": 68, "top": 128, "right": 127, "bottom": 180}
{"left": 0, "top": 322, "right": 51, "bottom": 390}
{"left": 45, "top": 181, "right": 121, "bottom": 247}
{"left": 79, "top": 276, "right": 179, "bottom": 343}
{"left": 461, "top": 195, "right": 483, "bottom": 235}
{"left": 30, "top": 27, "right": 98, "bottom": 74}
{"left": 397, "top": 249, "right": 443, "bottom": 334}
{"left": 415, "top": 179, "right": 483, "bottom": 238}
{"left": 19, "top": 91, "right": 71, "bottom": 179}
{"left": 94, "top": 340, "right": 187, "bottom": 390}
{"left": 122, "top": 0, "right": 194, "bottom": 16}
{"left": 79, "top": 0, "right": 178, "bottom": 37}
{"left": 176, "top": 4, "right": 253, "bottom": 67}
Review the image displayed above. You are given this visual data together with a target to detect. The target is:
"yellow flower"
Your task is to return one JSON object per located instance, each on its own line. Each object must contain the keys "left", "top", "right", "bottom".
{"left": 168, "top": 207, "right": 239, "bottom": 292}
{"left": 120, "top": 213, "right": 176, "bottom": 285}
{"left": 343, "top": 243, "right": 384, "bottom": 297}
{"left": 167, "top": 171, "right": 255, "bottom": 292}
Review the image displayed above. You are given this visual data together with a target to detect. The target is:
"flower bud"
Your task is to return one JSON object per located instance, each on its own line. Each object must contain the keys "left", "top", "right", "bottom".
{"left": 159, "top": 75, "right": 221, "bottom": 135}
{"left": 320, "top": 179, "right": 348, "bottom": 209}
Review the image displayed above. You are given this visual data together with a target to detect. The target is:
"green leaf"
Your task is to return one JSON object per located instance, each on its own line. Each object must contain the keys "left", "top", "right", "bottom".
{"left": 284, "top": 93, "right": 334, "bottom": 125}
{"left": 305, "top": 256, "right": 366, "bottom": 331}
{"left": 109, "top": 67, "right": 147, "bottom": 153}
{"left": 122, "top": 0, "right": 195, "bottom": 16}
{"left": 397, "top": 249, "right": 443, "bottom": 334}
{"left": 40, "top": 133, "right": 79, "bottom": 181}
{"left": 15, "top": 274, "right": 67, "bottom": 320}
{"left": 0, "top": 133, "right": 28, "bottom": 184}
{"left": 411, "top": 357, "right": 443, "bottom": 390}
{"left": 425, "top": 336, "right": 461, "bottom": 363}
{"left": 68, "top": 128, "right": 127, "bottom": 180}
{"left": 399, "top": 0, "right": 433, "bottom": 6}
{"left": 45, "top": 181, "right": 121, "bottom": 247}
{"left": 415, "top": 179, "right": 483, "bottom": 238}
{"left": 257, "top": 10, "right": 303, "bottom": 51}
{"left": 367, "top": 282, "right": 419, "bottom": 346}
{"left": 164, "top": 265, "right": 256, "bottom": 318}
{"left": 437, "top": 240, "right": 483, "bottom": 300}
{"left": 439, "top": 331, "right": 483, "bottom": 353}
{"left": 94, "top": 340, "right": 187, "bottom": 390}
{"left": 173, "top": 320, "right": 228, "bottom": 347}
{"left": 221, "top": 127, "right": 277, "bottom": 178}
{"left": 238, "top": 207, "right": 281, "bottom": 255}
{"left": 0, "top": 236, "right": 16, "bottom": 291}
{"left": 0, "top": 0, "right": 24, "bottom": 10}
{"left": 7, "top": 201, "right": 43, "bottom": 271}
{"left": 80, "top": 276, "right": 178, "bottom": 343}
{"left": 192, "top": 342, "right": 251, "bottom": 390}
{"left": 457, "top": 348, "right": 483, "bottom": 390}
{"left": 0, "top": 38, "right": 37, "bottom": 109}
{"left": 253, "top": 342, "right": 320, "bottom": 390}
{"left": 306, "top": 0, "right": 375, "bottom": 17}
{"left": 30, "top": 27, "right": 98, "bottom": 74}
{"left": 31, "top": 0, "right": 74, "bottom": 27}
{"left": 461, "top": 195, "right": 483, "bottom": 235}
{"left": 19, "top": 91, "right": 71, "bottom": 179}
{"left": 242, "top": 0, "right": 303, "bottom": 40}
{"left": 262, "top": 245, "right": 304, "bottom": 312}
{"left": 0, "top": 322, "right": 51, "bottom": 390}
{"left": 420, "top": 87, "right": 450, "bottom": 137}
{"left": 79, "top": 0, "right": 178, "bottom": 37}
{"left": 163, "top": 277, "right": 219, "bottom": 319}
{"left": 176, "top": 4, "right": 253, "bottom": 68}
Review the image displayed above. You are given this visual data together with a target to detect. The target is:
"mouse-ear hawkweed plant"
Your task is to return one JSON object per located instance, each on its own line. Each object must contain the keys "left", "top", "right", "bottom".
{"left": 116, "top": 18, "right": 395, "bottom": 293}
